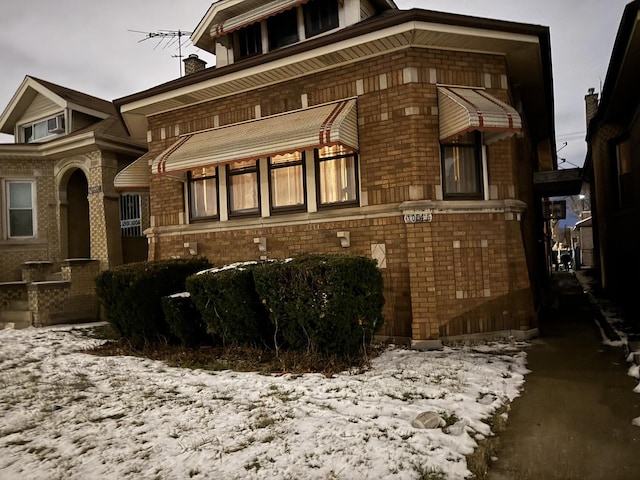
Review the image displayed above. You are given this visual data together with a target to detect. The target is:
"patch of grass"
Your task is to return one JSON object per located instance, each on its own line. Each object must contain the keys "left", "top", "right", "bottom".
{"left": 465, "top": 405, "right": 510, "bottom": 479}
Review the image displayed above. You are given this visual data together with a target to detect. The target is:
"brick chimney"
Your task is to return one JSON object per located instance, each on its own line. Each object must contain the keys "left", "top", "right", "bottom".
{"left": 183, "top": 54, "right": 207, "bottom": 75}
{"left": 585, "top": 88, "right": 599, "bottom": 128}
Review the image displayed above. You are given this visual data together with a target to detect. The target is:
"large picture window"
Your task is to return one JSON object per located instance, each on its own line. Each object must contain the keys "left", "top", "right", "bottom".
{"left": 189, "top": 166, "right": 219, "bottom": 220}
{"left": 440, "top": 131, "right": 483, "bottom": 200}
{"left": 6, "top": 181, "right": 35, "bottom": 238}
{"left": 316, "top": 145, "right": 359, "bottom": 207}
{"left": 227, "top": 160, "right": 260, "bottom": 216}
{"left": 304, "top": 0, "right": 339, "bottom": 38}
{"left": 269, "top": 152, "right": 306, "bottom": 213}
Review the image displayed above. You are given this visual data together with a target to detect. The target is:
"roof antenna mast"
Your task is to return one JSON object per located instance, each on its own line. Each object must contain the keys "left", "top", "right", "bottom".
{"left": 129, "top": 29, "right": 194, "bottom": 77}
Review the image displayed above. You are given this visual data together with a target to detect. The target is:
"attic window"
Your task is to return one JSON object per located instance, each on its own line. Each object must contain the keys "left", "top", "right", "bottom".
{"left": 22, "top": 113, "right": 65, "bottom": 143}
{"left": 267, "top": 8, "right": 299, "bottom": 50}
{"left": 234, "top": 22, "right": 262, "bottom": 60}
{"left": 304, "top": 0, "right": 339, "bottom": 38}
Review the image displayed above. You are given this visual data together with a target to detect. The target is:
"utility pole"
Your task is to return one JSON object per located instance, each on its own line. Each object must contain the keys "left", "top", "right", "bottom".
{"left": 129, "top": 29, "right": 194, "bottom": 77}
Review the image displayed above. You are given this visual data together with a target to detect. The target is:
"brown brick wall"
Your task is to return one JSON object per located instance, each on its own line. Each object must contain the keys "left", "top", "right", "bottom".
{"left": 145, "top": 46, "right": 537, "bottom": 341}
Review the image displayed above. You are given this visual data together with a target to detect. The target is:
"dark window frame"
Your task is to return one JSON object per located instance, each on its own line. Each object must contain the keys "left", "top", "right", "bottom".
{"left": 314, "top": 147, "right": 360, "bottom": 210}
{"left": 267, "top": 8, "right": 299, "bottom": 50}
{"left": 303, "top": 0, "right": 339, "bottom": 38}
{"left": 233, "top": 22, "right": 263, "bottom": 60}
{"left": 188, "top": 166, "right": 220, "bottom": 222}
{"left": 268, "top": 152, "right": 307, "bottom": 214}
{"left": 226, "top": 160, "right": 261, "bottom": 218}
{"left": 440, "top": 131, "right": 484, "bottom": 200}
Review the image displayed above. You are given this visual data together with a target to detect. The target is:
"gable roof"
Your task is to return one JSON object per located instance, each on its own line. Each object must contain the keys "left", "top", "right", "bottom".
{"left": 0, "top": 76, "right": 116, "bottom": 135}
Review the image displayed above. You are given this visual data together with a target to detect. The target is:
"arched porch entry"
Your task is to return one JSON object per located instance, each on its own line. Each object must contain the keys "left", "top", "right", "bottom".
{"left": 61, "top": 168, "right": 90, "bottom": 259}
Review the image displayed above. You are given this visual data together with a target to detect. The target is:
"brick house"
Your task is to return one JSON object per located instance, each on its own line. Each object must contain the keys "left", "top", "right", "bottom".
{"left": 115, "top": 0, "right": 558, "bottom": 347}
{"left": 0, "top": 76, "right": 147, "bottom": 327}
{"left": 583, "top": 0, "right": 640, "bottom": 321}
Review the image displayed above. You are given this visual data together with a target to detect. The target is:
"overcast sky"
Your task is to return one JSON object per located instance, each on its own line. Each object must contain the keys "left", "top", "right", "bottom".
{"left": 0, "top": 0, "right": 631, "bottom": 167}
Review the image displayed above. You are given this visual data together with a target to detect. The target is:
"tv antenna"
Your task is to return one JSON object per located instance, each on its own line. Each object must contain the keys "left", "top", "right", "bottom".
{"left": 129, "top": 29, "right": 194, "bottom": 77}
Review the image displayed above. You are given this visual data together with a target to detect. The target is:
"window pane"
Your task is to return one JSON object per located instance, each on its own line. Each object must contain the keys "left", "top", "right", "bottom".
{"left": 229, "top": 172, "right": 259, "bottom": 213}
{"left": 33, "top": 120, "right": 48, "bottom": 140}
{"left": 304, "top": 0, "right": 339, "bottom": 38}
{"left": 318, "top": 156, "right": 357, "bottom": 204}
{"left": 271, "top": 164, "right": 304, "bottom": 208}
{"left": 190, "top": 178, "right": 218, "bottom": 218}
{"left": 9, "top": 182, "right": 32, "bottom": 209}
{"left": 267, "top": 9, "right": 299, "bottom": 50}
{"left": 236, "top": 23, "right": 262, "bottom": 59}
{"left": 442, "top": 145, "right": 479, "bottom": 195}
{"left": 9, "top": 210, "right": 33, "bottom": 237}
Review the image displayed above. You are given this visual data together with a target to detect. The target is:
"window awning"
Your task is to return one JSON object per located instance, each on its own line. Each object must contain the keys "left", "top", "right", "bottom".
{"left": 152, "top": 99, "right": 358, "bottom": 174}
{"left": 210, "top": 0, "right": 310, "bottom": 39}
{"left": 437, "top": 86, "right": 522, "bottom": 143}
{"left": 114, "top": 152, "right": 152, "bottom": 191}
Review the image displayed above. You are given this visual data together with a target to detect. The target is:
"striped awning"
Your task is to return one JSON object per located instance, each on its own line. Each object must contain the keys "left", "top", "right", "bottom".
{"left": 114, "top": 152, "right": 152, "bottom": 191}
{"left": 437, "top": 86, "right": 522, "bottom": 143}
{"left": 210, "top": 0, "right": 310, "bottom": 39}
{"left": 152, "top": 99, "right": 358, "bottom": 174}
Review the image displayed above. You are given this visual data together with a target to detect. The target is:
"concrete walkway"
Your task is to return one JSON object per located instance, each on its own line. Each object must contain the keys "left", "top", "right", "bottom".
{"left": 488, "top": 272, "right": 640, "bottom": 480}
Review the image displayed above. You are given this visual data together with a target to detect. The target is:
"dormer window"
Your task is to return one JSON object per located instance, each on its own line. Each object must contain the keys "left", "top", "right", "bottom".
{"left": 22, "top": 113, "right": 65, "bottom": 143}
{"left": 304, "top": 0, "right": 339, "bottom": 38}
{"left": 234, "top": 22, "right": 262, "bottom": 60}
{"left": 267, "top": 8, "right": 299, "bottom": 50}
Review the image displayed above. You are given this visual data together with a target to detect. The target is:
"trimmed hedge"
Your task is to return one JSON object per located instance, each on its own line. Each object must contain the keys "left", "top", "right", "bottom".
{"left": 253, "top": 254, "right": 385, "bottom": 356}
{"left": 95, "top": 257, "right": 211, "bottom": 346}
{"left": 161, "top": 294, "right": 214, "bottom": 347}
{"left": 186, "top": 264, "right": 273, "bottom": 347}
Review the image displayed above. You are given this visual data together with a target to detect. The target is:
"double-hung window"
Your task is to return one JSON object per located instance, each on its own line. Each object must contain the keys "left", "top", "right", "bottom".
{"left": 189, "top": 166, "right": 219, "bottom": 220}
{"left": 227, "top": 160, "right": 260, "bottom": 216}
{"left": 614, "top": 137, "right": 633, "bottom": 209}
{"left": 303, "top": 0, "right": 339, "bottom": 38}
{"left": 440, "top": 131, "right": 484, "bottom": 200}
{"left": 269, "top": 152, "right": 306, "bottom": 213}
{"left": 6, "top": 180, "right": 36, "bottom": 238}
{"left": 316, "top": 145, "right": 359, "bottom": 208}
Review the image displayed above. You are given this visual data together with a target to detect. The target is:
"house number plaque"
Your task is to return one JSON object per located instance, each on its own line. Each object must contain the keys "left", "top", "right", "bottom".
{"left": 403, "top": 210, "right": 433, "bottom": 224}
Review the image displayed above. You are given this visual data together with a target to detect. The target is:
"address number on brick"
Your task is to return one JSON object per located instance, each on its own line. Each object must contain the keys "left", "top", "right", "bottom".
{"left": 403, "top": 211, "right": 433, "bottom": 224}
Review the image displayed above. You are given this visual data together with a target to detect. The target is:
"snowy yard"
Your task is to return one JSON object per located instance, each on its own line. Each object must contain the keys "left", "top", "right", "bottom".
{"left": 0, "top": 324, "right": 530, "bottom": 480}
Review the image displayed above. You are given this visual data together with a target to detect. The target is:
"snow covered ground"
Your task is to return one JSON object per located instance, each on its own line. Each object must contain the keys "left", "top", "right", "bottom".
{"left": 0, "top": 324, "right": 529, "bottom": 480}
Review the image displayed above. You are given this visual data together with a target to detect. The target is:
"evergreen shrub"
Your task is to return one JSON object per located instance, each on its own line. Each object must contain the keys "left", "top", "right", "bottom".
{"left": 186, "top": 264, "right": 272, "bottom": 346}
{"left": 94, "top": 257, "right": 211, "bottom": 346}
{"left": 161, "top": 293, "right": 214, "bottom": 347}
{"left": 253, "top": 254, "right": 385, "bottom": 356}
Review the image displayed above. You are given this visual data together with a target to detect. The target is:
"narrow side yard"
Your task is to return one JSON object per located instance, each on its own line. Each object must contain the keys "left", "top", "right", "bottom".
{"left": 0, "top": 324, "right": 529, "bottom": 480}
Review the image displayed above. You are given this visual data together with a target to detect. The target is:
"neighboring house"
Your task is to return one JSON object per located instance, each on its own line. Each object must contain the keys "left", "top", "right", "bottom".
{"left": 583, "top": 0, "right": 640, "bottom": 319}
{"left": 0, "top": 76, "right": 147, "bottom": 328}
{"left": 115, "top": 0, "right": 561, "bottom": 347}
